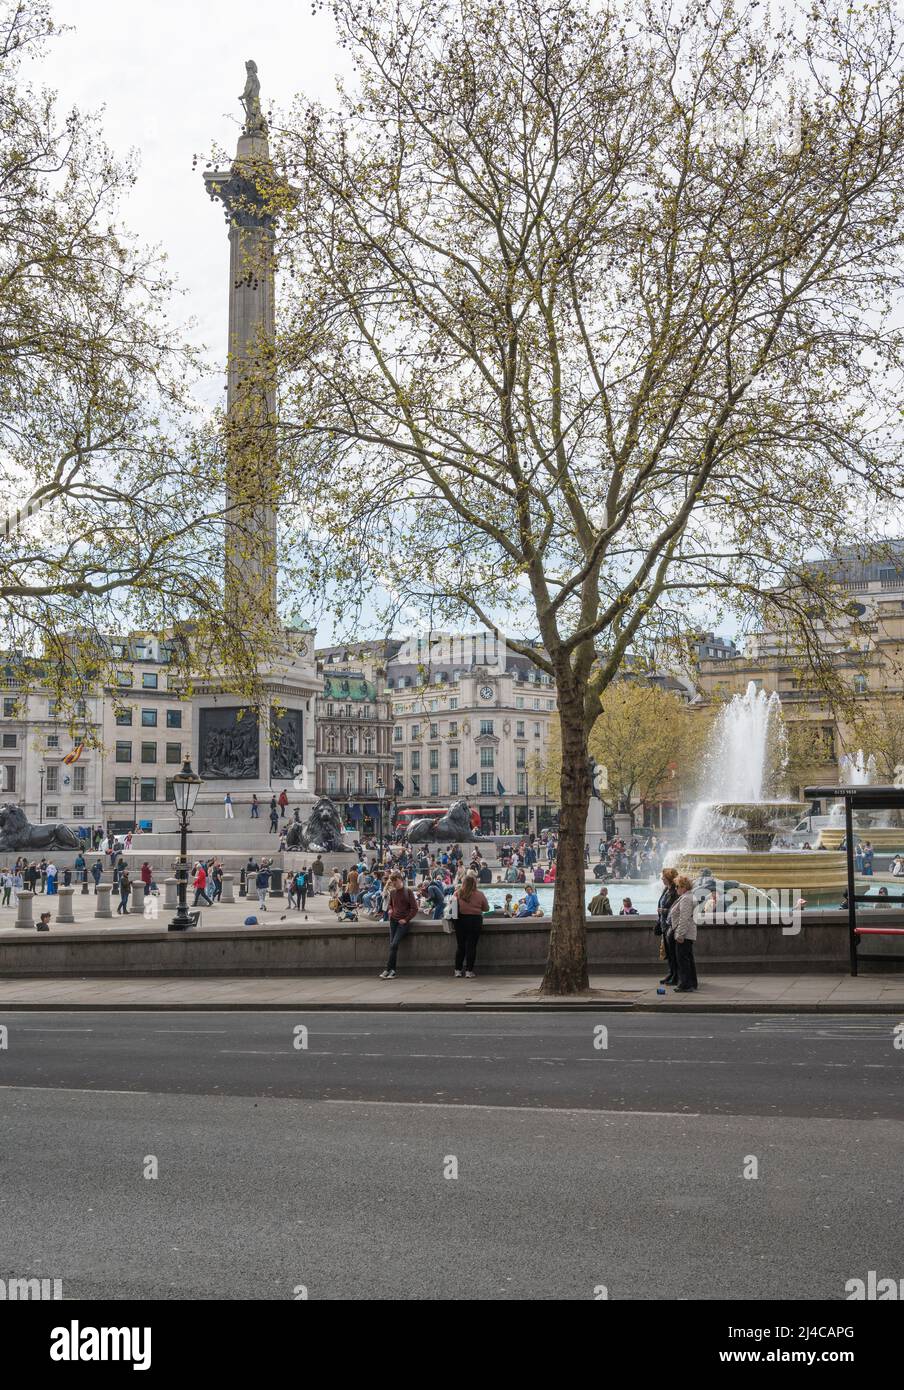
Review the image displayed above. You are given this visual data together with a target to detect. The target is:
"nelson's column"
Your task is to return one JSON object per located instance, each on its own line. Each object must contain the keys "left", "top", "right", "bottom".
{"left": 188, "top": 61, "right": 321, "bottom": 811}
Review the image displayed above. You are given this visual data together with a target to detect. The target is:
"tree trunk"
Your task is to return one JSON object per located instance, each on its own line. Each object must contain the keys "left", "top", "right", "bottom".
{"left": 540, "top": 681, "right": 590, "bottom": 995}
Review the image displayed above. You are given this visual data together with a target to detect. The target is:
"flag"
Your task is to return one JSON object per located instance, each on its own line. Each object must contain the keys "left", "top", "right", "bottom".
{"left": 465, "top": 773, "right": 478, "bottom": 787}
{"left": 496, "top": 777, "right": 506, "bottom": 796}
{"left": 63, "top": 743, "right": 84, "bottom": 765}
{"left": 393, "top": 776, "right": 404, "bottom": 796}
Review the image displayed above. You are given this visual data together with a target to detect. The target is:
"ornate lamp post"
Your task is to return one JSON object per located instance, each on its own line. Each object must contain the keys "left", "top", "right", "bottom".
{"left": 376, "top": 776, "right": 386, "bottom": 865}
{"left": 38, "top": 766, "right": 45, "bottom": 822}
{"left": 168, "top": 757, "right": 203, "bottom": 932}
{"left": 132, "top": 774, "right": 139, "bottom": 833}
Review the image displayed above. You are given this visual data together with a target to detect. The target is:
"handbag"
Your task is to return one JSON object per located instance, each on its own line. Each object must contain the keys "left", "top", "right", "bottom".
{"left": 442, "top": 894, "right": 458, "bottom": 933}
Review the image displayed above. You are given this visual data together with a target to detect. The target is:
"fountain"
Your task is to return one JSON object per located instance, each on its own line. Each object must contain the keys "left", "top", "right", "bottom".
{"left": 674, "top": 682, "right": 848, "bottom": 901}
{"left": 818, "top": 749, "right": 901, "bottom": 850}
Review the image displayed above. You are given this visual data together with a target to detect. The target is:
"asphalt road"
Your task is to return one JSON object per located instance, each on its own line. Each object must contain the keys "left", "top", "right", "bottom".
{"left": 0, "top": 1011, "right": 901, "bottom": 1299}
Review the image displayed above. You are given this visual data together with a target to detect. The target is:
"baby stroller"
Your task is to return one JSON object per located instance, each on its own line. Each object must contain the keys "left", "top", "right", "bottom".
{"left": 331, "top": 890, "right": 358, "bottom": 922}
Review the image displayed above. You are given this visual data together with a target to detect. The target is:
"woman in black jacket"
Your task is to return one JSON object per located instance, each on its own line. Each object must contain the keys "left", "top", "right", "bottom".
{"left": 656, "top": 867, "right": 679, "bottom": 985}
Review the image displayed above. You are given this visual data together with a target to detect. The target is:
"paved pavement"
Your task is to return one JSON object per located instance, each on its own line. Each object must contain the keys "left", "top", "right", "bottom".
{"left": 0, "top": 972, "right": 902, "bottom": 1010}
{"left": 0, "top": 1011, "right": 900, "bottom": 1299}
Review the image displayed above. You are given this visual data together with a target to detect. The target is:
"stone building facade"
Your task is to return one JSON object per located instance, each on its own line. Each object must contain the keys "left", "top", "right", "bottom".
{"left": 386, "top": 632, "right": 558, "bottom": 835}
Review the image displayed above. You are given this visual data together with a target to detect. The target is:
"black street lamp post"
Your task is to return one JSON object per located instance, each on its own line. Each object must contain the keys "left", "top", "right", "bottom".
{"left": 132, "top": 775, "right": 139, "bottom": 833}
{"left": 376, "top": 775, "right": 386, "bottom": 865}
{"left": 38, "top": 766, "right": 45, "bottom": 823}
{"left": 168, "top": 757, "right": 203, "bottom": 932}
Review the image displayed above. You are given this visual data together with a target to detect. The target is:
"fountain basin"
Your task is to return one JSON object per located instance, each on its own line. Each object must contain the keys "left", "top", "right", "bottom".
{"left": 671, "top": 849, "right": 849, "bottom": 903}
{"left": 708, "top": 800, "right": 807, "bottom": 853}
{"left": 817, "top": 826, "right": 904, "bottom": 852}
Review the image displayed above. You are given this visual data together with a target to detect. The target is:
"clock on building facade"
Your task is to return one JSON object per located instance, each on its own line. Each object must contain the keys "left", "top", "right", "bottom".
{"left": 479, "top": 685, "right": 494, "bottom": 701}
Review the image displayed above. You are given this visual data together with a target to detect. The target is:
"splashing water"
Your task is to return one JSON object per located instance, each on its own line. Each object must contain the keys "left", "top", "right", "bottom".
{"left": 686, "top": 682, "right": 789, "bottom": 849}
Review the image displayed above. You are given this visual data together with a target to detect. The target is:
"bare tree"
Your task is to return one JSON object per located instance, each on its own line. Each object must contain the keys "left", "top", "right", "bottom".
{"left": 274, "top": 0, "right": 904, "bottom": 991}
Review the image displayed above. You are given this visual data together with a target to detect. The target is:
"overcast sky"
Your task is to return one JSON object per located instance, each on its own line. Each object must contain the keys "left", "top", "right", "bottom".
{"left": 35, "top": 0, "right": 352, "bottom": 393}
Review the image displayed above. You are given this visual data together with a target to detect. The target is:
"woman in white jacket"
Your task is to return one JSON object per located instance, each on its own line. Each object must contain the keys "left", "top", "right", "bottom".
{"left": 668, "top": 874, "right": 699, "bottom": 993}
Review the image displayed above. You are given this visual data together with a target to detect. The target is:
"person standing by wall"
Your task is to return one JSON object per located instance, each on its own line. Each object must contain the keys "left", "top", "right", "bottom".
{"left": 224, "top": 792, "right": 234, "bottom": 819}
{"left": 256, "top": 863, "right": 272, "bottom": 911}
{"left": 656, "top": 866, "right": 680, "bottom": 986}
{"left": 250, "top": 794, "right": 260, "bottom": 819}
{"left": 311, "top": 855, "right": 325, "bottom": 895}
{"left": 379, "top": 872, "right": 419, "bottom": 979}
{"left": 668, "top": 874, "right": 699, "bottom": 993}
{"left": 451, "top": 873, "right": 489, "bottom": 979}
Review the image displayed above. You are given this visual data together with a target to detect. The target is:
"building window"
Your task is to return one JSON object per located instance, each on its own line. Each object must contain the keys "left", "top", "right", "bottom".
{"left": 411, "top": 751, "right": 420, "bottom": 771}
{"left": 516, "top": 696, "right": 524, "bottom": 709}
{"left": 853, "top": 675, "right": 868, "bottom": 694}
{"left": 115, "top": 741, "right": 132, "bottom": 763}
{"left": 394, "top": 726, "right": 403, "bottom": 741}
{"left": 449, "top": 721, "right": 458, "bottom": 737}
{"left": 411, "top": 723, "right": 420, "bottom": 740}
{"left": 3, "top": 764, "right": 15, "bottom": 791}
{"left": 517, "top": 772, "right": 526, "bottom": 794}
{"left": 480, "top": 772, "right": 494, "bottom": 794}
{"left": 533, "top": 698, "right": 540, "bottom": 709}
{"left": 363, "top": 736, "right": 374, "bottom": 754}
{"left": 45, "top": 766, "right": 59, "bottom": 792}
{"left": 430, "top": 774, "right": 439, "bottom": 796}
{"left": 449, "top": 748, "right": 459, "bottom": 769}
{"left": 141, "top": 742, "right": 157, "bottom": 764}
{"left": 46, "top": 734, "right": 60, "bottom": 749}
{"left": 2, "top": 697, "right": 14, "bottom": 717}
{"left": 165, "top": 779, "right": 175, "bottom": 802}
{"left": 140, "top": 778, "right": 156, "bottom": 802}
{"left": 116, "top": 672, "right": 132, "bottom": 687}
{"left": 116, "top": 709, "right": 133, "bottom": 726}
{"left": 480, "top": 747, "right": 494, "bottom": 768}
{"left": 326, "top": 734, "right": 337, "bottom": 753}
{"left": 166, "top": 743, "right": 182, "bottom": 765}
{"left": 45, "top": 804, "right": 58, "bottom": 818}
{"left": 449, "top": 698, "right": 458, "bottom": 710}
{"left": 364, "top": 769, "right": 374, "bottom": 792}
{"left": 429, "top": 749, "right": 439, "bottom": 769}
{"left": 142, "top": 672, "right": 158, "bottom": 689}
{"left": 517, "top": 748, "right": 526, "bottom": 768}
{"left": 394, "top": 751, "right": 403, "bottom": 770}
{"left": 327, "top": 771, "right": 337, "bottom": 794}
{"left": 479, "top": 720, "right": 494, "bottom": 736}
{"left": 47, "top": 699, "right": 58, "bottom": 717}
{"left": 2, "top": 732, "right": 16, "bottom": 748}
{"left": 166, "top": 710, "right": 182, "bottom": 729}
{"left": 73, "top": 766, "right": 86, "bottom": 792}
{"left": 114, "top": 778, "right": 131, "bottom": 802}
{"left": 516, "top": 720, "right": 525, "bottom": 738}
{"left": 72, "top": 804, "right": 85, "bottom": 817}
{"left": 430, "top": 722, "right": 439, "bottom": 739}
{"left": 141, "top": 709, "right": 157, "bottom": 727}
{"left": 449, "top": 773, "right": 459, "bottom": 795}
{"left": 534, "top": 723, "right": 541, "bottom": 737}
{"left": 75, "top": 700, "right": 87, "bottom": 717}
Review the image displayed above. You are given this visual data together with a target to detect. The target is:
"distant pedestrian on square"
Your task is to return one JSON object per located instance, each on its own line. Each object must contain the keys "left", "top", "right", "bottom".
{"left": 278, "top": 788, "right": 289, "bottom": 819}
{"left": 311, "top": 856, "right": 325, "bottom": 894}
{"left": 224, "top": 793, "right": 234, "bottom": 819}
{"left": 192, "top": 863, "right": 212, "bottom": 907}
{"left": 91, "top": 860, "right": 103, "bottom": 892}
{"left": 269, "top": 803, "right": 279, "bottom": 834}
{"left": 117, "top": 870, "right": 131, "bottom": 915}
{"left": 250, "top": 794, "right": 260, "bottom": 819}
{"left": 256, "top": 864, "right": 271, "bottom": 910}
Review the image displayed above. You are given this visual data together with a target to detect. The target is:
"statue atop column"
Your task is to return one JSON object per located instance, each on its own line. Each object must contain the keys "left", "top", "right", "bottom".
{"left": 239, "top": 59, "right": 267, "bottom": 135}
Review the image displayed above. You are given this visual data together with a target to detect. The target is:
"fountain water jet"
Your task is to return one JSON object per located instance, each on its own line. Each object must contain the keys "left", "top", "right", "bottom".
{"left": 674, "top": 681, "right": 847, "bottom": 901}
